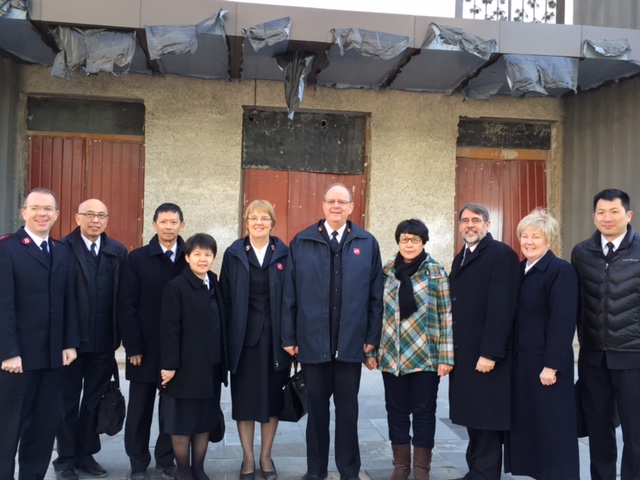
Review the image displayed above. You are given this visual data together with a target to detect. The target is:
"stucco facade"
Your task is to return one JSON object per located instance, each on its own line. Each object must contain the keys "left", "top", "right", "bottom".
{"left": 15, "top": 64, "right": 564, "bottom": 267}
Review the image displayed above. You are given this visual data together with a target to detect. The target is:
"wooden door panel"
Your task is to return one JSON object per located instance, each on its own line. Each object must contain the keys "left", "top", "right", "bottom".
{"left": 243, "top": 169, "right": 367, "bottom": 245}
{"left": 455, "top": 153, "right": 547, "bottom": 258}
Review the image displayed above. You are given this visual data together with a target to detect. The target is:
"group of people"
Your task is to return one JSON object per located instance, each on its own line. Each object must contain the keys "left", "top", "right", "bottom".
{"left": 1, "top": 184, "right": 639, "bottom": 480}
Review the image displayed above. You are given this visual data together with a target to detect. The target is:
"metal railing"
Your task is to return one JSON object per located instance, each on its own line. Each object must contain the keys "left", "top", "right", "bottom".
{"left": 457, "top": 0, "right": 565, "bottom": 23}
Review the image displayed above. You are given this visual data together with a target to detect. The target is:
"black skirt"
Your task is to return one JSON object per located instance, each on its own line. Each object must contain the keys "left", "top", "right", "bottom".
{"left": 230, "top": 329, "right": 289, "bottom": 423}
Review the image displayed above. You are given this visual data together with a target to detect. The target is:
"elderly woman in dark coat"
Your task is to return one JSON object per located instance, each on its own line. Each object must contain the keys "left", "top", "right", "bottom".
{"left": 159, "top": 233, "right": 227, "bottom": 480}
{"left": 219, "top": 200, "right": 289, "bottom": 480}
{"left": 504, "top": 209, "right": 579, "bottom": 480}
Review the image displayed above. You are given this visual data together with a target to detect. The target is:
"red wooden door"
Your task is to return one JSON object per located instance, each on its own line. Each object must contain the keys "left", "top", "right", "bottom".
{"left": 28, "top": 134, "right": 145, "bottom": 250}
{"left": 243, "top": 169, "right": 367, "bottom": 244}
{"left": 455, "top": 148, "right": 548, "bottom": 258}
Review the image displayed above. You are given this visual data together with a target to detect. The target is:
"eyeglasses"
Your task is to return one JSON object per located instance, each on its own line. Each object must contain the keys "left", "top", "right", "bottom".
{"left": 78, "top": 212, "right": 108, "bottom": 220}
{"left": 399, "top": 237, "right": 423, "bottom": 244}
{"left": 24, "top": 205, "right": 56, "bottom": 213}
{"left": 323, "top": 199, "right": 352, "bottom": 206}
{"left": 459, "top": 217, "right": 485, "bottom": 225}
{"left": 247, "top": 216, "right": 271, "bottom": 223}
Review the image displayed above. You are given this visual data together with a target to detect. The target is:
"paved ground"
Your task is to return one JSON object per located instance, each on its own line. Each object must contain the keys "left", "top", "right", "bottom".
{"left": 35, "top": 365, "right": 621, "bottom": 480}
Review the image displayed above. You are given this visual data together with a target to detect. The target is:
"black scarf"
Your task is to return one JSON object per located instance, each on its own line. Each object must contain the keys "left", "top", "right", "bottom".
{"left": 394, "top": 250, "right": 427, "bottom": 320}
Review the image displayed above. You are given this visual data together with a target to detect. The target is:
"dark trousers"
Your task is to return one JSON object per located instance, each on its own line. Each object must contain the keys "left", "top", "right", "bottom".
{"left": 382, "top": 370, "right": 440, "bottom": 449}
{"left": 124, "top": 381, "right": 174, "bottom": 472}
{"left": 464, "top": 428, "right": 504, "bottom": 480}
{"left": 579, "top": 358, "right": 640, "bottom": 480}
{"left": 0, "top": 368, "right": 61, "bottom": 480}
{"left": 53, "top": 351, "right": 114, "bottom": 471}
{"left": 302, "top": 361, "right": 362, "bottom": 477}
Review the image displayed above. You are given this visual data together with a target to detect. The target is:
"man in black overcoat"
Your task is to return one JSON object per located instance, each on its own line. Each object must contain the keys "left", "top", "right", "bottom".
{"left": 53, "top": 199, "right": 128, "bottom": 480}
{"left": 118, "top": 203, "right": 187, "bottom": 480}
{"left": 448, "top": 202, "right": 520, "bottom": 480}
{"left": 0, "top": 188, "right": 79, "bottom": 480}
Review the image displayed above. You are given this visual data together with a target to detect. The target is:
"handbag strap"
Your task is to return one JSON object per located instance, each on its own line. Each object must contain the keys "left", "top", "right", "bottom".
{"left": 111, "top": 357, "right": 120, "bottom": 388}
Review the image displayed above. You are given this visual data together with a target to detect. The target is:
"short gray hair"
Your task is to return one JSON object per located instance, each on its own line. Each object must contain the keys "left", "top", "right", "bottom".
{"left": 457, "top": 203, "right": 489, "bottom": 222}
{"left": 516, "top": 208, "right": 559, "bottom": 246}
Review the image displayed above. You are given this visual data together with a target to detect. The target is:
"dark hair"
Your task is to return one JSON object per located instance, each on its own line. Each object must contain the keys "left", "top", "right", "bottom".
{"left": 23, "top": 187, "right": 59, "bottom": 210}
{"left": 153, "top": 203, "right": 184, "bottom": 222}
{"left": 593, "top": 189, "right": 631, "bottom": 212}
{"left": 458, "top": 202, "right": 490, "bottom": 222}
{"left": 185, "top": 233, "right": 217, "bottom": 257}
{"left": 394, "top": 219, "right": 429, "bottom": 244}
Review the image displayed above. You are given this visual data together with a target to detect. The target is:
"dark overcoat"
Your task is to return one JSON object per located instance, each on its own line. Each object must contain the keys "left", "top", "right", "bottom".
{"left": 281, "top": 220, "right": 383, "bottom": 364}
{"left": 448, "top": 232, "right": 520, "bottom": 430}
{"left": 504, "top": 250, "right": 579, "bottom": 479}
{"left": 118, "top": 234, "right": 186, "bottom": 383}
{"left": 0, "top": 227, "right": 79, "bottom": 369}
{"left": 62, "top": 227, "right": 128, "bottom": 350}
{"left": 219, "top": 236, "right": 290, "bottom": 374}
{"left": 159, "top": 268, "right": 228, "bottom": 398}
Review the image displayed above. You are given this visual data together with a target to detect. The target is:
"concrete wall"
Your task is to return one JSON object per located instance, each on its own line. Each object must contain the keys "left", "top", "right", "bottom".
{"left": 573, "top": 0, "right": 640, "bottom": 28}
{"left": 0, "top": 59, "right": 20, "bottom": 234}
{"left": 17, "top": 65, "right": 564, "bottom": 268}
{"left": 562, "top": 77, "right": 640, "bottom": 256}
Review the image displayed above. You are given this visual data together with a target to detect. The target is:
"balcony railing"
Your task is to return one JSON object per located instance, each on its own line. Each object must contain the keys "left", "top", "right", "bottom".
{"left": 457, "top": 0, "right": 565, "bottom": 23}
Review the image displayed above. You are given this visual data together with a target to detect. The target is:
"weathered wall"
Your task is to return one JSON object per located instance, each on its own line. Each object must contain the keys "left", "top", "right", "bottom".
{"left": 17, "top": 65, "right": 564, "bottom": 268}
{"left": 0, "top": 59, "right": 20, "bottom": 234}
{"left": 573, "top": 0, "right": 640, "bottom": 28}
{"left": 563, "top": 77, "right": 640, "bottom": 257}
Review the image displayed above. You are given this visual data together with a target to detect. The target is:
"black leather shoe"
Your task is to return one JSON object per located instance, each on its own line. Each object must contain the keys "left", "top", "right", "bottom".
{"left": 129, "top": 470, "right": 147, "bottom": 480}
{"left": 260, "top": 460, "right": 277, "bottom": 480}
{"left": 339, "top": 476, "right": 361, "bottom": 480}
{"left": 76, "top": 457, "right": 107, "bottom": 478}
{"left": 301, "top": 473, "right": 328, "bottom": 480}
{"left": 156, "top": 464, "right": 177, "bottom": 480}
{"left": 239, "top": 462, "right": 255, "bottom": 480}
{"left": 55, "top": 470, "right": 78, "bottom": 480}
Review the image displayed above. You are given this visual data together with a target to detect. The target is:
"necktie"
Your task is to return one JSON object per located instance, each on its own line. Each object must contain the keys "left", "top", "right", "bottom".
{"left": 41, "top": 240, "right": 51, "bottom": 263}
{"left": 90, "top": 242, "right": 98, "bottom": 257}
{"left": 461, "top": 246, "right": 468, "bottom": 266}
{"left": 165, "top": 250, "right": 174, "bottom": 262}
{"left": 331, "top": 231, "right": 339, "bottom": 251}
{"left": 605, "top": 242, "right": 615, "bottom": 262}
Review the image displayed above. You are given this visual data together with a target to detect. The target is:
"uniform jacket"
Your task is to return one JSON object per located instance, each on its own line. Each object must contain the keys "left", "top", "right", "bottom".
{"left": 448, "top": 232, "right": 520, "bottom": 430}
{"left": 377, "top": 253, "right": 454, "bottom": 376}
{"left": 571, "top": 225, "right": 640, "bottom": 366}
{"left": 160, "top": 268, "right": 228, "bottom": 398}
{"left": 62, "top": 227, "right": 128, "bottom": 350}
{"left": 0, "top": 227, "right": 79, "bottom": 370}
{"left": 281, "top": 220, "right": 384, "bottom": 364}
{"left": 118, "top": 234, "right": 186, "bottom": 383}
{"left": 219, "top": 236, "right": 289, "bottom": 374}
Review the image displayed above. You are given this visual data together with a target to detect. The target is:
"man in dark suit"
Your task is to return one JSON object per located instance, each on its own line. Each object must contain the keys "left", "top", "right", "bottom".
{"left": 53, "top": 199, "right": 128, "bottom": 480}
{"left": 282, "top": 183, "right": 383, "bottom": 480}
{"left": 0, "top": 187, "right": 79, "bottom": 480}
{"left": 572, "top": 188, "right": 640, "bottom": 480}
{"left": 448, "top": 202, "right": 520, "bottom": 480}
{"left": 118, "top": 203, "right": 187, "bottom": 480}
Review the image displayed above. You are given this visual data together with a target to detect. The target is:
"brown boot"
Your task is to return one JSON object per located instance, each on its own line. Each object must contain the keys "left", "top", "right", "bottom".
{"left": 412, "top": 447, "right": 432, "bottom": 480}
{"left": 388, "top": 443, "right": 411, "bottom": 480}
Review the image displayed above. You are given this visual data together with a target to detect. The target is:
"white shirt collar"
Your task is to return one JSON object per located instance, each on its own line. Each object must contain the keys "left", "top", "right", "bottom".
{"left": 600, "top": 232, "right": 626, "bottom": 254}
{"left": 250, "top": 240, "right": 268, "bottom": 267}
{"left": 24, "top": 227, "right": 49, "bottom": 245}
{"left": 466, "top": 243, "right": 478, "bottom": 253}
{"left": 324, "top": 221, "right": 347, "bottom": 243}
{"left": 524, "top": 254, "right": 545, "bottom": 274}
{"left": 203, "top": 274, "right": 210, "bottom": 290}
{"left": 80, "top": 233, "right": 101, "bottom": 253}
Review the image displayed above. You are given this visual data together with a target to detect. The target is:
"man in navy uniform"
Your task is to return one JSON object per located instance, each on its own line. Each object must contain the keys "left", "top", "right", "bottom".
{"left": 53, "top": 199, "right": 128, "bottom": 480}
{"left": 119, "top": 203, "right": 187, "bottom": 480}
{"left": 0, "top": 187, "right": 79, "bottom": 480}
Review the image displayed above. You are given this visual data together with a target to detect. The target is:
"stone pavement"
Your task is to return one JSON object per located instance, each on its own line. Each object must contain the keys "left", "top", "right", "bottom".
{"left": 38, "top": 365, "right": 621, "bottom": 480}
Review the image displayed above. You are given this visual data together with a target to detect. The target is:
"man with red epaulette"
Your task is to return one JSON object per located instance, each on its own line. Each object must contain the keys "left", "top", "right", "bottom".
{"left": 0, "top": 187, "right": 79, "bottom": 480}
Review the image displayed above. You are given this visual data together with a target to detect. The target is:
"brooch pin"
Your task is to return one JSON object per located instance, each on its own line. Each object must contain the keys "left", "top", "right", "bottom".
{"left": 353, "top": 248, "right": 361, "bottom": 256}
{"left": 245, "top": 245, "right": 251, "bottom": 251}
{"left": 277, "top": 263, "right": 283, "bottom": 270}
{"left": 22, "top": 237, "right": 32, "bottom": 245}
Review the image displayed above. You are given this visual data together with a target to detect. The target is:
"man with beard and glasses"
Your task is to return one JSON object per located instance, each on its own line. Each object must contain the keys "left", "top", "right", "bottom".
{"left": 448, "top": 203, "right": 520, "bottom": 480}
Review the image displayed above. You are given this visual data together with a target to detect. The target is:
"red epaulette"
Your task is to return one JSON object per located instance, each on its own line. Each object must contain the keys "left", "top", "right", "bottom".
{"left": 0, "top": 234, "right": 13, "bottom": 242}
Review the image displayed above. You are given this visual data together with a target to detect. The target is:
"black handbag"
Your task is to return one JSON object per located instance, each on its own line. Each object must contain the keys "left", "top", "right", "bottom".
{"left": 209, "top": 408, "right": 226, "bottom": 443}
{"left": 96, "top": 359, "right": 126, "bottom": 436}
{"left": 279, "top": 358, "right": 307, "bottom": 422}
